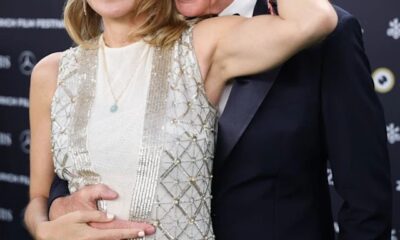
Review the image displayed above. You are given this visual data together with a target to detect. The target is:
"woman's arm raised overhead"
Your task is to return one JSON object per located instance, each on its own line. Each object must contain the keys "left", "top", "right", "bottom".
{"left": 195, "top": 0, "right": 337, "bottom": 86}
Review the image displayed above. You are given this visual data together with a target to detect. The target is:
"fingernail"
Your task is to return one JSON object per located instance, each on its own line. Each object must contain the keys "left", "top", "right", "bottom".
{"left": 146, "top": 226, "right": 156, "bottom": 233}
{"left": 138, "top": 231, "right": 145, "bottom": 237}
{"left": 106, "top": 213, "right": 115, "bottom": 219}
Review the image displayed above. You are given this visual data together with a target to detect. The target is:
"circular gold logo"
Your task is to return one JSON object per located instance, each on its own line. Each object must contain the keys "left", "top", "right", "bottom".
{"left": 372, "top": 68, "right": 396, "bottom": 93}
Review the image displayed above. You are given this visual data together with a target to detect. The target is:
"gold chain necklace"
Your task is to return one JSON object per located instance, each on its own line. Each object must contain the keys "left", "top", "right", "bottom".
{"left": 99, "top": 37, "right": 136, "bottom": 113}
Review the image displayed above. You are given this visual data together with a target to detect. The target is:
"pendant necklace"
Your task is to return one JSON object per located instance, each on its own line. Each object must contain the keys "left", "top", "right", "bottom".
{"left": 100, "top": 37, "right": 136, "bottom": 113}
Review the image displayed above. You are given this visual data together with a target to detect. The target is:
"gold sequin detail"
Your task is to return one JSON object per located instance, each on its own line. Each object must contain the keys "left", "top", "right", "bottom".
{"left": 51, "top": 45, "right": 103, "bottom": 203}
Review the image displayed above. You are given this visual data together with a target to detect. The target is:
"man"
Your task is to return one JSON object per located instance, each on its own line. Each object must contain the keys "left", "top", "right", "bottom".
{"left": 47, "top": 0, "right": 392, "bottom": 239}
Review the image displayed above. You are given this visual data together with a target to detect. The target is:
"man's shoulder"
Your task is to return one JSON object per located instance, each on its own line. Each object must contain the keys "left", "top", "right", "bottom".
{"left": 333, "top": 5, "right": 353, "bottom": 21}
{"left": 328, "top": 5, "right": 362, "bottom": 40}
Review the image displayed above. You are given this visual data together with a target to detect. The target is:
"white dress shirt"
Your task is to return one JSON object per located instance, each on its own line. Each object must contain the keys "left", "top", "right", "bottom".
{"left": 217, "top": 0, "right": 258, "bottom": 115}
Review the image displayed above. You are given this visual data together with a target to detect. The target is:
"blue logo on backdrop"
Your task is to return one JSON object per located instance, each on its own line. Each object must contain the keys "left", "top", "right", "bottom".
{"left": 0, "top": 96, "right": 29, "bottom": 108}
{"left": 0, "top": 18, "right": 64, "bottom": 29}
{"left": 392, "top": 229, "right": 398, "bottom": 240}
{"left": 0, "top": 208, "right": 13, "bottom": 222}
{"left": 372, "top": 68, "right": 396, "bottom": 94}
{"left": 387, "top": 123, "right": 400, "bottom": 145}
{"left": 0, "top": 55, "right": 11, "bottom": 69}
{"left": 0, "top": 132, "right": 12, "bottom": 147}
{"left": 19, "top": 130, "right": 30, "bottom": 154}
{"left": 334, "top": 223, "right": 398, "bottom": 239}
{"left": 387, "top": 18, "right": 400, "bottom": 40}
{"left": 327, "top": 168, "right": 334, "bottom": 186}
{"left": 18, "top": 51, "right": 36, "bottom": 76}
{"left": 0, "top": 172, "right": 30, "bottom": 186}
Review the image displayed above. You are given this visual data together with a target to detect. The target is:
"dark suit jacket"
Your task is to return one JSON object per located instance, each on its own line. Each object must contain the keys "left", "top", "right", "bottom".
{"left": 48, "top": 2, "right": 392, "bottom": 239}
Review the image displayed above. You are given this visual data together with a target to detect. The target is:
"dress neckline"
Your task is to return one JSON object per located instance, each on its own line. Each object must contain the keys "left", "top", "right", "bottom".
{"left": 99, "top": 34, "right": 145, "bottom": 53}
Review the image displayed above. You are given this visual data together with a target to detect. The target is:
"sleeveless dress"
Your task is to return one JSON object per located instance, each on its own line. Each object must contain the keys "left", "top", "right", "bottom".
{"left": 51, "top": 27, "right": 217, "bottom": 240}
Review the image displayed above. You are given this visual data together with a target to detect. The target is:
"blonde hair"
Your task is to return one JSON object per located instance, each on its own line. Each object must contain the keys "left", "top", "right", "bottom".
{"left": 63, "top": 0, "right": 188, "bottom": 48}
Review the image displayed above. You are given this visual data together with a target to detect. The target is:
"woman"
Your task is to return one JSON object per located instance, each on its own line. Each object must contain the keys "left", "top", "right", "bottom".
{"left": 25, "top": 0, "right": 337, "bottom": 239}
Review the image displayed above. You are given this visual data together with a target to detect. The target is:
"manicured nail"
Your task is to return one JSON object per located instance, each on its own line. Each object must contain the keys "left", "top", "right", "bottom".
{"left": 106, "top": 213, "right": 115, "bottom": 219}
{"left": 146, "top": 226, "right": 156, "bottom": 233}
{"left": 138, "top": 231, "right": 145, "bottom": 237}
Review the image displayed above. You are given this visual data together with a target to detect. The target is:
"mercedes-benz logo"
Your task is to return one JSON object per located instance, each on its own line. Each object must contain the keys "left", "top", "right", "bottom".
{"left": 19, "top": 51, "right": 37, "bottom": 76}
{"left": 20, "top": 129, "right": 31, "bottom": 154}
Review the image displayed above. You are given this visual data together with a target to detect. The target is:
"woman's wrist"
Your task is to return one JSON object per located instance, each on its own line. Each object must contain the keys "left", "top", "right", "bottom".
{"left": 24, "top": 196, "right": 50, "bottom": 239}
{"left": 34, "top": 221, "right": 53, "bottom": 240}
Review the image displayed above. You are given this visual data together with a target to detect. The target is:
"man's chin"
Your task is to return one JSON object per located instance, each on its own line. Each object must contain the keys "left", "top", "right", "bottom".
{"left": 175, "top": 0, "right": 210, "bottom": 18}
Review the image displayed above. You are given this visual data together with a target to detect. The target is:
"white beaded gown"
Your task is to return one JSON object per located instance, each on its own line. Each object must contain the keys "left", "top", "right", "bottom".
{"left": 51, "top": 27, "right": 217, "bottom": 239}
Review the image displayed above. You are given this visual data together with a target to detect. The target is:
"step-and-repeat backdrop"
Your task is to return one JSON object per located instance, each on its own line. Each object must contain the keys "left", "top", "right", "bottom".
{"left": 0, "top": 0, "right": 398, "bottom": 239}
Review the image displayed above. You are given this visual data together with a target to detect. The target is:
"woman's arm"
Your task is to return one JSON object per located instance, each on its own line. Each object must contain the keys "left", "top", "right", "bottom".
{"left": 24, "top": 52, "right": 60, "bottom": 237}
{"left": 194, "top": 0, "right": 337, "bottom": 103}
{"left": 25, "top": 197, "right": 50, "bottom": 237}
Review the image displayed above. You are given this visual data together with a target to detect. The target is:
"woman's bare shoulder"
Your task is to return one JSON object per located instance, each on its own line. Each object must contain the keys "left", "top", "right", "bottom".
{"left": 32, "top": 52, "right": 62, "bottom": 81}
{"left": 30, "top": 52, "right": 63, "bottom": 102}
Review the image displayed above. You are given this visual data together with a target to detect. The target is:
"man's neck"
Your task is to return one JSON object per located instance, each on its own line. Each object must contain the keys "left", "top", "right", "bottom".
{"left": 211, "top": 0, "right": 234, "bottom": 15}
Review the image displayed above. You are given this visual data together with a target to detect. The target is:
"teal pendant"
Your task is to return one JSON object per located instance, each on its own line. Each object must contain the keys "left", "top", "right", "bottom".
{"left": 110, "top": 104, "right": 118, "bottom": 113}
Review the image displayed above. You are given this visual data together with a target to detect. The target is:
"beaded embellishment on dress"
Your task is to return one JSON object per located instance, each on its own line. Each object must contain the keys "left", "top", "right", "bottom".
{"left": 51, "top": 26, "right": 217, "bottom": 240}
{"left": 51, "top": 46, "right": 102, "bottom": 194}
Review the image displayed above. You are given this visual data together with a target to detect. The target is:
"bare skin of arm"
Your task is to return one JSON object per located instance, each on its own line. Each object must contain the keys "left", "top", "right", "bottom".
{"left": 193, "top": 0, "right": 337, "bottom": 104}
{"left": 25, "top": 52, "right": 60, "bottom": 238}
{"left": 24, "top": 53, "right": 151, "bottom": 240}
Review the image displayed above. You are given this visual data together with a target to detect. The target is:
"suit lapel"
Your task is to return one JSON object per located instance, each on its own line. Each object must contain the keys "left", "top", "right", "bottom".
{"left": 214, "top": 0, "right": 280, "bottom": 170}
{"left": 215, "top": 68, "right": 281, "bottom": 170}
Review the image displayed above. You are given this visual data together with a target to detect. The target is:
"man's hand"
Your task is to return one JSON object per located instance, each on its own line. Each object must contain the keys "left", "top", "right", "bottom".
{"left": 49, "top": 184, "right": 116, "bottom": 220}
{"left": 49, "top": 184, "right": 156, "bottom": 235}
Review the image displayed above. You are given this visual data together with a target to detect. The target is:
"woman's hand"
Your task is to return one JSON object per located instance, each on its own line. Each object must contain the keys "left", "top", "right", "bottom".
{"left": 49, "top": 184, "right": 156, "bottom": 233}
{"left": 35, "top": 210, "right": 146, "bottom": 240}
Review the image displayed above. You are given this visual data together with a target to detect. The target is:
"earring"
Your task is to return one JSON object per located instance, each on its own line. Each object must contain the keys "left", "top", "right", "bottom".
{"left": 83, "top": 0, "right": 88, "bottom": 16}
